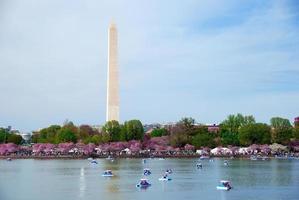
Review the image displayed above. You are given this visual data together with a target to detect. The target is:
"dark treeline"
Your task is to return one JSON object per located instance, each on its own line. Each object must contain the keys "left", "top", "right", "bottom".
{"left": 168, "top": 114, "right": 299, "bottom": 148}
{"left": 1, "top": 114, "right": 299, "bottom": 148}
{"left": 30, "top": 120, "right": 144, "bottom": 145}
{"left": 0, "top": 128, "right": 23, "bottom": 145}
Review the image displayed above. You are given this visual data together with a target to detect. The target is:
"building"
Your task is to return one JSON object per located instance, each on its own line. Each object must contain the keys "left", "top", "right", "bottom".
{"left": 143, "top": 123, "right": 162, "bottom": 133}
{"left": 19, "top": 133, "right": 32, "bottom": 142}
{"left": 106, "top": 22, "right": 120, "bottom": 122}
{"left": 206, "top": 124, "right": 220, "bottom": 133}
{"left": 1, "top": 126, "right": 32, "bottom": 142}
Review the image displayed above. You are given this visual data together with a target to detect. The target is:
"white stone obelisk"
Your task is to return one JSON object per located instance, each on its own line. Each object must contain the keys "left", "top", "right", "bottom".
{"left": 106, "top": 22, "right": 119, "bottom": 122}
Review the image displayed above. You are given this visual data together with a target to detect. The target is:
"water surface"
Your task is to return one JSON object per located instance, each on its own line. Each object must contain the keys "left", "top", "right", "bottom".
{"left": 0, "top": 158, "right": 298, "bottom": 200}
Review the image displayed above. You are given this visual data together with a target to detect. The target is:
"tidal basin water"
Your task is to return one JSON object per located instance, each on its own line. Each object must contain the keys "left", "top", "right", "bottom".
{"left": 0, "top": 158, "right": 298, "bottom": 200}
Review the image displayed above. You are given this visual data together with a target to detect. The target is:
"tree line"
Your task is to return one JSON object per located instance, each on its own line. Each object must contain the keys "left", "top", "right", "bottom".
{"left": 30, "top": 120, "right": 144, "bottom": 145}
{"left": 1, "top": 114, "right": 299, "bottom": 148}
{"left": 166, "top": 114, "right": 299, "bottom": 148}
{"left": 0, "top": 128, "right": 23, "bottom": 145}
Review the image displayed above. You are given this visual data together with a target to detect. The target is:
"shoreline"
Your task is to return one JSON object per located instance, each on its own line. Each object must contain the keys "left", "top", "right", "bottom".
{"left": 0, "top": 155, "right": 293, "bottom": 160}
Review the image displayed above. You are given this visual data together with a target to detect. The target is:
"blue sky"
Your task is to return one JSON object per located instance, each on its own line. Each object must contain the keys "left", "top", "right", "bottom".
{"left": 0, "top": 0, "right": 298, "bottom": 131}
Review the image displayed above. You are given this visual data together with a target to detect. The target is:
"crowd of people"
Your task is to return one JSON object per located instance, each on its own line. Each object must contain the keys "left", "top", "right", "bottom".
{"left": 1, "top": 140, "right": 298, "bottom": 159}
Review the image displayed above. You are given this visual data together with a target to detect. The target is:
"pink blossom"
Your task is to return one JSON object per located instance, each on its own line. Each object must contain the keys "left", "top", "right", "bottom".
{"left": 249, "top": 144, "right": 259, "bottom": 151}
{"left": 57, "top": 143, "right": 75, "bottom": 153}
{"left": 129, "top": 141, "right": 142, "bottom": 152}
{"left": 98, "top": 144, "right": 111, "bottom": 152}
{"left": 83, "top": 143, "right": 96, "bottom": 154}
{"left": 260, "top": 144, "right": 271, "bottom": 154}
{"left": 184, "top": 144, "right": 195, "bottom": 151}
{"left": 0, "top": 143, "right": 19, "bottom": 155}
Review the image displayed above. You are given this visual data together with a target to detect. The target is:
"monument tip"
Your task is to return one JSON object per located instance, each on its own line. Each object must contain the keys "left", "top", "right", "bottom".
{"left": 109, "top": 19, "right": 116, "bottom": 28}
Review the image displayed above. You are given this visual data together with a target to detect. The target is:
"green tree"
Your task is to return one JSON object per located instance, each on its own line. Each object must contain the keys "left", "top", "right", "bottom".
{"left": 293, "top": 127, "right": 299, "bottom": 139}
{"left": 192, "top": 132, "right": 215, "bottom": 148}
{"left": 79, "top": 125, "right": 96, "bottom": 140}
{"left": 101, "top": 132, "right": 111, "bottom": 143}
{"left": 179, "top": 117, "right": 195, "bottom": 130}
{"left": 46, "top": 125, "right": 61, "bottom": 143}
{"left": 178, "top": 117, "right": 198, "bottom": 136}
{"left": 244, "top": 115, "right": 256, "bottom": 126}
{"left": 38, "top": 125, "right": 61, "bottom": 143}
{"left": 0, "top": 132, "right": 5, "bottom": 143}
{"left": 123, "top": 120, "right": 144, "bottom": 141}
{"left": 102, "top": 120, "right": 121, "bottom": 141}
{"left": 0, "top": 128, "right": 8, "bottom": 143}
{"left": 91, "top": 135, "right": 102, "bottom": 145}
{"left": 271, "top": 117, "right": 292, "bottom": 129}
{"left": 83, "top": 136, "right": 92, "bottom": 144}
{"left": 7, "top": 134, "right": 23, "bottom": 145}
{"left": 38, "top": 128, "right": 48, "bottom": 143}
{"left": 31, "top": 132, "right": 39, "bottom": 143}
{"left": 57, "top": 128, "right": 77, "bottom": 143}
{"left": 220, "top": 114, "right": 255, "bottom": 146}
{"left": 170, "top": 132, "right": 190, "bottom": 147}
{"left": 239, "top": 123, "right": 271, "bottom": 146}
{"left": 119, "top": 125, "right": 127, "bottom": 141}
{"left": 270, "top": 117, "right": 292, "bottom": 144}
{"left": 220, "top": 129, "right": 240, "bottom": 146}
{"left": 221, "top": 113, "right": 255, "bottom": 134}
{"left": 151, "top": 128, "right": 168, "bottom": 137}
{"left": 62, "top": 121, "right": 79, "bottom": 138}
{"left": 169, "top": 124, "right": 190, "bottom": 147}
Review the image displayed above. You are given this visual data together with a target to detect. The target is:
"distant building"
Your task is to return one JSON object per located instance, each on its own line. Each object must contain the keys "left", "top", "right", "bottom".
{"left": 19, "top": 133, "right": 32, "bottom": 142}
{"left": 143, "top": 123, "right": 162, "bottom": 132}
{"left": 3, "top": 126, "right": 32, "bottom": 142}
{"left": 206, "top": 124, "right": 220, "bottom": 133}
{"left": 92, "top": 125, "right": 103, "bottom": 132}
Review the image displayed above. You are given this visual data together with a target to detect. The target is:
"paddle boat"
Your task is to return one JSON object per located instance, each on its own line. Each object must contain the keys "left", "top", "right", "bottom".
{"left": 250, "top": 155, "right": 257, "bottom": 161}
{"left": 106, "top": 155, "right": 114, "bottom": 160}
{"left": 216, "top": 180, "right": 232, "bottom": 191}
{"left": 199, "top": 155, "right": 210, "bottom": 160}
{"left": 196, "top": 162, "right": 203, "bottom": 169}
{"left": 90, "top": 159, "right": 98, "bottom": 164}
{"left": 102, "top": 170, "right": 114, "bottom": 177}
{"left": 143, "top": 168, "right": 152, "bottom": 176}
{"left": 136, "top": 178, "right": 151, "bottom": 188}
{"left": 6, "top": 158, "right": 12, "bottom": 161}
{"left": 159, "top": 174, "right": 172, "bottom": 181}
{"left": 165, "top": 169, "right": 173, "bottom": 174}
{"left": 158, "top": 158, "right": 165, "bottom": 160}
{"left": 287, "top": 155, "right": 295, "bottom": 160}
{"left": 224, "top": 160, "right": 229, "bottom": 166}
{"left": 87, "top": 157, "right": 93, "bottom": 161}
{"left": 262, "top": 156, "right": 270, "bottom": 160}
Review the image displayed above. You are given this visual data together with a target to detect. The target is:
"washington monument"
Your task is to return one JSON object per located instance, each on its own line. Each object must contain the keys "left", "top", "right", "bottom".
{"left": 106, "top": 22, "right": 119, "bottom": 122}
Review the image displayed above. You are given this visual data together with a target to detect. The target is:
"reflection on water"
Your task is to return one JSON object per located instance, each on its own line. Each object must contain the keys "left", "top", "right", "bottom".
{"left": 0, "top": 158, "right": 298, "bottom": 200}
{"left": 221, "top": 159, "right": 294, "bottom": 187}
{"left": 79, "top": 168, "right": 85, "bottom": 198}
{"left": 272, "top": 160, "right": 293, "bottom": 186}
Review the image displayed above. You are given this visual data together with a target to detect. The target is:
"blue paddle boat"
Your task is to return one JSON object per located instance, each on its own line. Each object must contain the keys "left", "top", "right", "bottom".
{"left": 136, "top": 178, "right": 151, "bottom": 188}
{"left": 216, "top": 180, "right": 232, "bottom": 191}
{"left": 102, "top": 170, "right": 114, "bottom": 177}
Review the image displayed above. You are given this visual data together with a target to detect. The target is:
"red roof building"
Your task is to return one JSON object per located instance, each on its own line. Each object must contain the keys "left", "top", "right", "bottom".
{"left": 206, "top": 124, "right": 220, "bottom": 133}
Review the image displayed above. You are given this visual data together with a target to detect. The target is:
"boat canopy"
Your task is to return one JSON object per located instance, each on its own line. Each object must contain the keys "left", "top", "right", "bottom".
{"left": 220, "top": 180, "right": 230, "bottom": 183}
